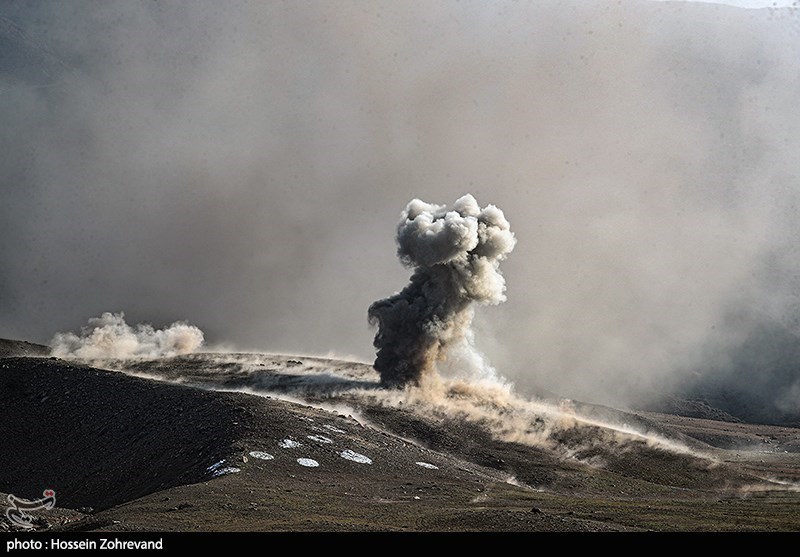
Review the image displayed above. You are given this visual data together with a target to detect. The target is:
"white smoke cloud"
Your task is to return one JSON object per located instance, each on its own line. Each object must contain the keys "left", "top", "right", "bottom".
{"left": 368, "top": 194, "right": 515, "bottom": 386}
{"left": 50, "top": 312, "right": 204, "bottom": 359}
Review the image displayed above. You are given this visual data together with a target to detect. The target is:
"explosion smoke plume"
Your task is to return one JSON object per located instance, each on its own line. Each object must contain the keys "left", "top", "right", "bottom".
{"left": 368, "top": 194, "right": 515, "bottom": 387}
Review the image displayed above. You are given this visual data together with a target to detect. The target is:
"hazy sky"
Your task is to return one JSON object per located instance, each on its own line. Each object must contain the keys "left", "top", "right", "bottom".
{"left": 1, "top": 0, "right": 799, "bottom": 414}
{"left": 652, "top": 0, "right": 797, "bottom": 7}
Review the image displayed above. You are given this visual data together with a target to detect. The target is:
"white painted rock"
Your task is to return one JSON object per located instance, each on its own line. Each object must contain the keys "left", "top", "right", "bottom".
{"left": 307, "top": 435, "right": 333, "bottom": 444}
{"left": 415, "top": 461, "right": 439, "bottom": 470}
{"left": 340, "top": 450, "right": 372, "bottom": 465}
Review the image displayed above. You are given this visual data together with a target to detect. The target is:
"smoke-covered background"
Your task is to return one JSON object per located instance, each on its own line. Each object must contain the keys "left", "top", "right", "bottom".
{"left": 2, "top": 0, "right": 800, "bottom": 420}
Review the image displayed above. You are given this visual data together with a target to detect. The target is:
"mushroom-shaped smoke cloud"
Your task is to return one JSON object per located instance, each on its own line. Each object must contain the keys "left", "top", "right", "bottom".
{"left": 368, "top": 194, "right": 516, "bottom": 387}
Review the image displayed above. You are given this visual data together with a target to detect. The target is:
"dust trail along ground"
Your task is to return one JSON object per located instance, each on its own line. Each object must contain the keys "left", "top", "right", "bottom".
{"left": 105, "top": 351, "right": 800, "bottom": 490}
{"left": 39, "top": 311, "right": 800, "bottom": 475}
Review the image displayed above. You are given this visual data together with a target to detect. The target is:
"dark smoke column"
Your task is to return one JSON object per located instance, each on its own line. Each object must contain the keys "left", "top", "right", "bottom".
{"left": 368, "top": 194, "right": 516, "bottom": 387}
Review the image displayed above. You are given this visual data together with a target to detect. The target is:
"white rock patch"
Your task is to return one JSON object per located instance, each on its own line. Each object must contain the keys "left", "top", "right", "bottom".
{"left": 415, "top": 462, "right": 439, "bottom": 470}
{"left": 340, "top": 450, "right": 372, "bottom": 465}
{"left": 307, "top": 435, "right": 333, "bottom": 444}
{"left": 297, "top": 458, "right": 320, "bottom": 467}
{"left": 279, "top": 439, "right": 302, "bottom": 449}
{"left": 324, "top": 425, "right": 346, "bottom": 434}
{"left": 249, "top": 451, "right": 274, "bottom": 460}
{"left": 207, "top": 460, "right": 242, "bottom": 477}
{"left": 207, "top": 459, "right": 226, "bottom": 472}
{"left": 212, "top": 467, "right": 241, "bottom": 477}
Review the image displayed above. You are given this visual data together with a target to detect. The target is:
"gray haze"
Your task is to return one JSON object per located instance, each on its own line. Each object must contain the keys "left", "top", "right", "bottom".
{"left": 2, "top": 1, "right": 800, "bottom": 417}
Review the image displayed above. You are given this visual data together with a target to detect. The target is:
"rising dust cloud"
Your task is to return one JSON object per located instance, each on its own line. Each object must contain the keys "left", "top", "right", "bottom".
{"left": 50, "top": 312, "right": 204, "bottom": 359}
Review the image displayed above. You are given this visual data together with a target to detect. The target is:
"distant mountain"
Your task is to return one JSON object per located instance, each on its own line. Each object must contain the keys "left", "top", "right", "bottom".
{"left": 0, "top": 338, "right": 49, "bottom": 358}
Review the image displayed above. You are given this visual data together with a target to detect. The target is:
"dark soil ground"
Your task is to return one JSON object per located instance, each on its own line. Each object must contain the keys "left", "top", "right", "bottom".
{"left": 1, "top": 342, "right": 799, "bottom": 532}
